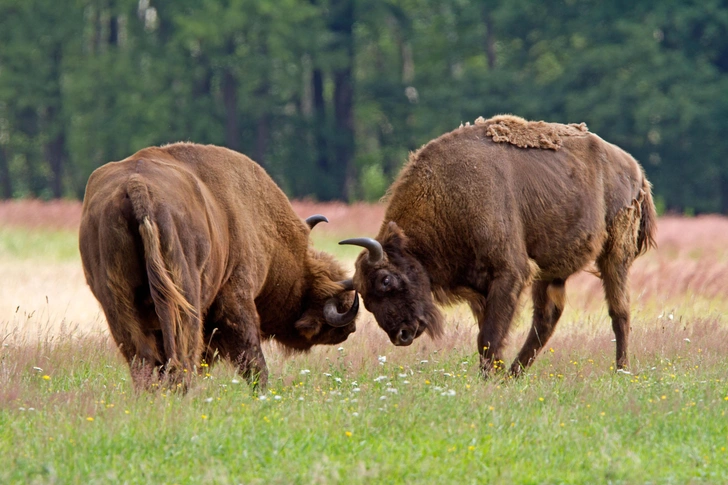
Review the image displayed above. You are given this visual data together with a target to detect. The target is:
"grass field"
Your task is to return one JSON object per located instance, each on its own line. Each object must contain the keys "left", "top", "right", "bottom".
{"left": 1, "top": 201, "right": 728, "bottom": 484}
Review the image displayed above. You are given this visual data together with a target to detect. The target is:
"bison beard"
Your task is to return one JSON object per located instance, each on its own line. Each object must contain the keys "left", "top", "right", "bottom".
{"left": 79, "top": 142, "right": 359, "bottom": 391}
{"left": 343, "top": 115, "right": 657, "bottom": 378}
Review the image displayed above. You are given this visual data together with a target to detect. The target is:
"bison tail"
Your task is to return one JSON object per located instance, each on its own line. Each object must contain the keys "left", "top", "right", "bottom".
{"left": 636, "top": 173, "right": 658, "bottom": 256}
{"left": 127, "top": 175, "right": 196, "bottom": 373}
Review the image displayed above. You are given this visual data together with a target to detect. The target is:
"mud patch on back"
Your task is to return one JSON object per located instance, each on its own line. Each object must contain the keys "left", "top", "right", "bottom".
{"left": 468, "top": 114, "right": 589, "bottom": 150}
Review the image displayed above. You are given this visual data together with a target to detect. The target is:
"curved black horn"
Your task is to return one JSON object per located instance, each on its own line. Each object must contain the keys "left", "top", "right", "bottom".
{"left": 339, "top": 237, "right": 383, "bottom": 263}
{"left": 305, "top": 214, "right": 329, "bottom": 229}
{"left": 339, "top": 279, "right": 354, "bottom": 292}
{"left": 324, "top": 291, "right": 359, "bottom": 327}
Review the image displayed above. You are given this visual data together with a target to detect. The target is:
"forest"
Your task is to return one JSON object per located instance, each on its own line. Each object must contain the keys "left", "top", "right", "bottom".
{"left": 0, "top": 0, "right": 727, "bottom": 213}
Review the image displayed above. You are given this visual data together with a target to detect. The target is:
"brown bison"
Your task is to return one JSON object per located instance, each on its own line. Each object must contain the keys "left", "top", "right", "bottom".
{"left": 341, "top": 115, "right": 657, "bottom": 376}
{"left": 79, "top": 142, "right": 359, "bottom": 390}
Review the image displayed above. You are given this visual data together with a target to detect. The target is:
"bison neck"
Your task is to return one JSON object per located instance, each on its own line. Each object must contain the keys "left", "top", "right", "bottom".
{"left": 380, "top": 213, "right": 460, "bottom": 293}
{"left": 254, "top": 265, "right": 306, "bottom": 340}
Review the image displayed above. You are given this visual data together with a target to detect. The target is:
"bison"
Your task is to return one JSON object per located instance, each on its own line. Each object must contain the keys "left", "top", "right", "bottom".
{"left": 79, "top": 142, "right": 359, "bottom": 390}
{"left": 341, "top": 115, "right": 657, "bottom": 376}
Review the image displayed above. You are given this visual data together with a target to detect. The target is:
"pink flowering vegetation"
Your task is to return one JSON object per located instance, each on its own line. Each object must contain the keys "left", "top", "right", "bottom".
{"left": 561, "top": 215, "right": 728, "bottom": 320}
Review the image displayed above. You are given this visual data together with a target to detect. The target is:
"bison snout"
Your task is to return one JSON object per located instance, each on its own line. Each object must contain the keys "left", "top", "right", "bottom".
{"left": 394, "top": 328, "right": 414, "bottom": 346}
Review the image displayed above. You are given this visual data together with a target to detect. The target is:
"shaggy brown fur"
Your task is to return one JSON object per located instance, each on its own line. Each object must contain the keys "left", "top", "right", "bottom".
{"left": 79, "top": 143, "right": 358, "bottom": 390}
{"left": 349, "top": 116, "right": 657, "bottom": 377}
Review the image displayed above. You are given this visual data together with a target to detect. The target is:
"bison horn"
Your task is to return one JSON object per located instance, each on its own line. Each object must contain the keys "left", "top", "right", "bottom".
{"left": 323, "top": 290, "right": 359, "bottom": 327}
{"left": 339, "top": 237, "right": 383, "bottom": 263}
{"left": 305, "top": 214, "right": 329, "bottom": 229}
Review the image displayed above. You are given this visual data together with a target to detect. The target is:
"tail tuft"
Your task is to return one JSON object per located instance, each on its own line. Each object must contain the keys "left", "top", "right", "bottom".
{"left": 636, "top": 174, "right": 658, "bottom": 256}
{"left": 128, "top": 174, "right": 196, "bottom": 372}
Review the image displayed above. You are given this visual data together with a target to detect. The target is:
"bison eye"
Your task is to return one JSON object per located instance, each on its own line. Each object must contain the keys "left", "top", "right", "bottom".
{"left": 377, "top": 274, "right": 393, "bottom": 292}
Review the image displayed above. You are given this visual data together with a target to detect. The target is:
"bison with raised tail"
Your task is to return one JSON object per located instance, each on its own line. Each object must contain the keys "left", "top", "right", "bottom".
{"left": 79, "top": 142, "right": 359, "bottom": 390}
{"left": 342, "top": 115, "right": 657, "bottom": 376}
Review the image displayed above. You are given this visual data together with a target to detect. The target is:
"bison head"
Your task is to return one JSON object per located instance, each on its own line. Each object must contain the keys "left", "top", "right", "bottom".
{"left": 290, "top": 249, "right": 359, "bottom": 349}
{"left": 341, "top": 222, "right": 443, "bottom": 346}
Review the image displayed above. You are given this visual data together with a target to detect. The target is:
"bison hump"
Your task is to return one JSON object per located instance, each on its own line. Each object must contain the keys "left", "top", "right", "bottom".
{"left": 470, "top": 114, "right": 589, "bottom": 151}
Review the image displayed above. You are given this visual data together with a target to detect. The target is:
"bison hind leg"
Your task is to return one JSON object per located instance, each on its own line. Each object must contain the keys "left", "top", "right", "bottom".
{"left": 597, "top": 253, "right": 633, "bottom": 370}
{"left": 598, "top": 203, "right": 642, "bottom": 370}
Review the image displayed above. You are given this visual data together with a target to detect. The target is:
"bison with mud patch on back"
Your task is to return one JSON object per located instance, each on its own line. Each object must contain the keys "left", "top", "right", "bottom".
{"left": 79, "top": 142, "right": 359, "bottom": 390}
{"left": 341, "top": 115, "right": 657, "bottom": 377}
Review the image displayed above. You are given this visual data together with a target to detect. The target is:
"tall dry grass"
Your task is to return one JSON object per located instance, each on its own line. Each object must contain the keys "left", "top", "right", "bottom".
{"left": 1, "top": 200, "right": 726, "bottom": 345}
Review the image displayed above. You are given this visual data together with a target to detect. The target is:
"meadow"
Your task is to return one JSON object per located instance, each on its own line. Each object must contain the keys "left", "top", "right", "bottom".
{"left": 1, "top": 200, "right": 727, "bottom": 484}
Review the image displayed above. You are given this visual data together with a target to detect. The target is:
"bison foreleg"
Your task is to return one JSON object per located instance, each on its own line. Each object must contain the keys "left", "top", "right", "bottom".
{"left": 475, "top": 272, "right": 527, "bottom": 377}
{"left": 510, "top": 279, "right": 565, "bottom": 376}
{"left": 236, "top": 338, "right": 268, "bottom": 391}
{"left": 205, "top": 295, "right": 269, "bottom": 391}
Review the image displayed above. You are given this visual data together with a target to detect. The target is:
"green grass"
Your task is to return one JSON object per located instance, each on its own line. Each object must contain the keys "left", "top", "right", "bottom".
{"left": 0, "top": 227, "right": 356, "bottom": 264}
{"left": 2, "top": 225, "right": 728, "bottom": 483}
{"left": 0, "top": 228, "right": 80, "bottom": 262}
{"left": 2, "top": 318, "right": 727, "bottom": 484}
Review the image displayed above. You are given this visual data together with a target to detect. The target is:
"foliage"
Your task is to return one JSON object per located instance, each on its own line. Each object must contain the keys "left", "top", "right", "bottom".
{"left": 0, "top": 0, "right": 727, "bottom": 210}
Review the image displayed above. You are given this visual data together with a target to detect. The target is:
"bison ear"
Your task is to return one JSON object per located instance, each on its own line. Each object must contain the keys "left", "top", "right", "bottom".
{"left": 381, "top": 221, "right": 408, "bottom": 254}
{"left": 294, "top": 314, "right": 322, "bottom": 340}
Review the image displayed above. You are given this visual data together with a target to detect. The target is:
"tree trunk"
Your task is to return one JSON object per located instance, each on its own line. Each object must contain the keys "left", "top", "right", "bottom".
{"left": 331, "top": 0, "right": 355, "bottom": 200}
{"left": 312, "top": 68, "right": 328, "bottom": 172}
{"left": 222, "top": 68, "right": 239, "bottom": 151}
{"left": 46, "top": 44, "right": 66, "bottom": 198}
{"left": 254, "top": 37, "right": 270, "bottom": 166}
{"left": 720, "top": 173, "right": 728, "bottom": 214}
{"left": 109, "top": 9, "right": 119, "bottom": 46}
{"left": 482, "top": 8, "right": 496, "bottom": 69}
{"left": 0, "top": 145, "right": 11, "bottom": 199}
{"left": 45, "top": 117, "right": 65, "bottom": 198}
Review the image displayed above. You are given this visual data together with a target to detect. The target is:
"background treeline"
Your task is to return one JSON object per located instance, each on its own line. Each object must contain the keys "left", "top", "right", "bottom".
{"left": 0, "top": 0, "right": 727, "bottom": 213}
